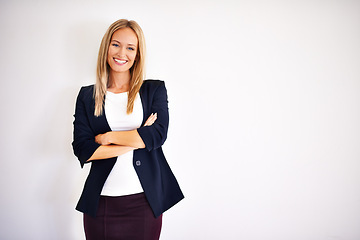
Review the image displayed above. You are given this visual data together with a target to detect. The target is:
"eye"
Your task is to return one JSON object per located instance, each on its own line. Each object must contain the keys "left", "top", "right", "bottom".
{"left": 112, "top": 43, "right": 119, "bottom": 47}
{"left": 127, "top": 47, "right": 135, "bottom": 51}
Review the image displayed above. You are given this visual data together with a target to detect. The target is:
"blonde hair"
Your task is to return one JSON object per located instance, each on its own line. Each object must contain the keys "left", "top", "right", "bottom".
{"left": 94, "top": 19, "right": 146, "bottom": 116}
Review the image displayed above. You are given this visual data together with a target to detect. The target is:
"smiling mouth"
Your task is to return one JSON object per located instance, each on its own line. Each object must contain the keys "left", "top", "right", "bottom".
{"left": 114, "top": 58, "right": 128, "bottom": 65}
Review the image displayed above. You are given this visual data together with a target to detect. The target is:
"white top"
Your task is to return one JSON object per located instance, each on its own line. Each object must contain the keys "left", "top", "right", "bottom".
{"left": 100, "top": 91, "right": 144, "bottom": 196}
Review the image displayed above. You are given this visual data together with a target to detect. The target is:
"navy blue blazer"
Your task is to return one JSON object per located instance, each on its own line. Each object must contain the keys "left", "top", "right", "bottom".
{"left": 72, "top": 80, "right": 184, "bottom": 218}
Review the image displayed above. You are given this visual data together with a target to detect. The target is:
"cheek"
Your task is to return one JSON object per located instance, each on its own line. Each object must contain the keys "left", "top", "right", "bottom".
{"left": 107, "top": 49, "right": 113, "bottom": 62}
{"left": 107, "top": 54, "right": 112, "bottom": 65}
{"left": 108, "top": 47, "right": 115, "bottom": 57}
{"left": 129, "top": 51, "right": 137, "bottom": 61}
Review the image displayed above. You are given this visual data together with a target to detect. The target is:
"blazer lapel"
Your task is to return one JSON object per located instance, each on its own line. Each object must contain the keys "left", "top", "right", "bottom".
{"left": 139, "top": 84, "right": 150, "bottom": 127}
{"left": 87, "top": 97, "right": 112, "bottom": 135}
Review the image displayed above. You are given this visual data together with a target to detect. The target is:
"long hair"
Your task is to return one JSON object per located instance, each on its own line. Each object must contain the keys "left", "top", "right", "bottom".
{"left": 94, "top": 19, "right": 146, "bottom": 116}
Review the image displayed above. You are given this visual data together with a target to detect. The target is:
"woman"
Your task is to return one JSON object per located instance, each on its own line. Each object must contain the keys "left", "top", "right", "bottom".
{"left": 72, "top": 19, "right": 184, "bottom": 240}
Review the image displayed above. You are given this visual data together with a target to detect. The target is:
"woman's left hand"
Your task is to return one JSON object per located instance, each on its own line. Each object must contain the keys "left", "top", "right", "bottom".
{"left": 95, "top": 133, "right": 111, "bottom": 145}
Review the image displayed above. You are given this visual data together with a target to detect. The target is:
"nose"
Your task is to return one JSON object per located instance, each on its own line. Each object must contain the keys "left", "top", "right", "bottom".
{"left": 117, "top": 47, "right": 126, "bottom": 57}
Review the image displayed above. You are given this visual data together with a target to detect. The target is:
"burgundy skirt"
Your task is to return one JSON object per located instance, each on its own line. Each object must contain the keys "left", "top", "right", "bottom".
{"left": 83, "top": 193, "right": 162, "bottom": 240}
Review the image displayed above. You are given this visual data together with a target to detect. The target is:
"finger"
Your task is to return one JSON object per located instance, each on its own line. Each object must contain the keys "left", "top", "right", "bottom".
{"left": 147, "top": 113, "right": 155, "bottom": 121}
{"left": 144, "top": 114, "right": 156, "bottom": 126}
{"left": 94, "top": 135, "right": 101, "bottom": 144}
{"left": 147, "top": 114, "right": 153, "bottom": 121}
{"left": 144, "top": 113, "right": 159, "bottom": 126}
{"left": 151, "top": 113, "right": 157, "bottom": 121}
{"left": 144, "top": 119, "right": 152, "bottom": 126}
{"left": 144, "top": 114, "right": 152, "bottom": 124}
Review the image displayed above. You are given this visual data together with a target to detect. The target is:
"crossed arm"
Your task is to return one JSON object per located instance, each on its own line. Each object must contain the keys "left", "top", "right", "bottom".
{"left": 87, "top": 113, "right": 157, "bottom": 161}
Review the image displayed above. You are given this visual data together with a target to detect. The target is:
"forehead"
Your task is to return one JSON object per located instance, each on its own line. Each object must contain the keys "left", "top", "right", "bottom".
{"left": 111, "top": 28, "right": 138, "bottom": 45}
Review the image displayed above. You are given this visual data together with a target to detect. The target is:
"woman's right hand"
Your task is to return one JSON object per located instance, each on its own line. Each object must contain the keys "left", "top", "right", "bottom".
{"left": 144, "top": 113, "right": 157, "bottom": 126}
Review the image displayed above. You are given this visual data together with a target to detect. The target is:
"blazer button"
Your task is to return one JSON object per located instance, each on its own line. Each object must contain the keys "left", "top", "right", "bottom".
{"left": 136, "top": 160, "right": 141, "bottom": 166}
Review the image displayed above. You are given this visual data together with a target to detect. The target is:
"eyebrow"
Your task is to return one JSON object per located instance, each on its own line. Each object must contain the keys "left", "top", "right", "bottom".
{"left": 111, "top": 40, "right": 137, "bottom": 46}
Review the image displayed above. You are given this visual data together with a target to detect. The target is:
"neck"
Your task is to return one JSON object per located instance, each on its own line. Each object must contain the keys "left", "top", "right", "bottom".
{"left": 108, "top": 70, "right": 131, "bottom": 92}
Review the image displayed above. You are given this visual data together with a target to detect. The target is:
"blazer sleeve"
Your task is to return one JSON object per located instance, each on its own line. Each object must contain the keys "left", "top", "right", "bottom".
{"left": 72, "top": 87, "right": 101, "bottom": 168}
{"left": 137, "top": 81, "right": 169, "bottom": 151}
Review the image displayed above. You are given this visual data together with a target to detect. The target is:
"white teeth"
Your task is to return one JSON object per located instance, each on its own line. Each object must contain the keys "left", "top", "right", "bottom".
{"left": 114, "top": 59, "right": 127, "bottom": 64}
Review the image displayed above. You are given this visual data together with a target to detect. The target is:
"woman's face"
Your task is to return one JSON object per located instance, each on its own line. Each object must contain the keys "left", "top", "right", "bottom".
{"left": 107, "top": 27, "right": 138, "bottom": 74}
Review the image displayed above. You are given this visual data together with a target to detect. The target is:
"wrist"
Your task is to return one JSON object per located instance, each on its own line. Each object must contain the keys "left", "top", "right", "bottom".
{"left": 106, "top": 132, "right": 113, "bottom": 145}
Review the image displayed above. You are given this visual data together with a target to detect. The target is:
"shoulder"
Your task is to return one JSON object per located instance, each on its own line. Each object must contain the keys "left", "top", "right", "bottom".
{"left": 143, "top": 79, "right": 164, "bottom": 85}
{"left": 79, "top": 84, "right": 95, "bottom": 94}
{"left": 141, "top": 80, "right": 166, "bottom": 93}
{"left": 77, "top": 84, "right": 94, "bottom": 99}
{"left": 142, "top": 80, "right": 165, "bottom": 89}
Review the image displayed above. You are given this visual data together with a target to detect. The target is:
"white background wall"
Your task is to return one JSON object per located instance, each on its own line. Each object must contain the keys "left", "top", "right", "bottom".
{"left": 0, "top": 0, "right": 359, "bottom": 239}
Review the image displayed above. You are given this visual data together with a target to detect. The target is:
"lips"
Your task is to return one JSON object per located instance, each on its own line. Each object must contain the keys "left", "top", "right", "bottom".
{"left": 114, "top": 58, "right": 128, "bottom": 65}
